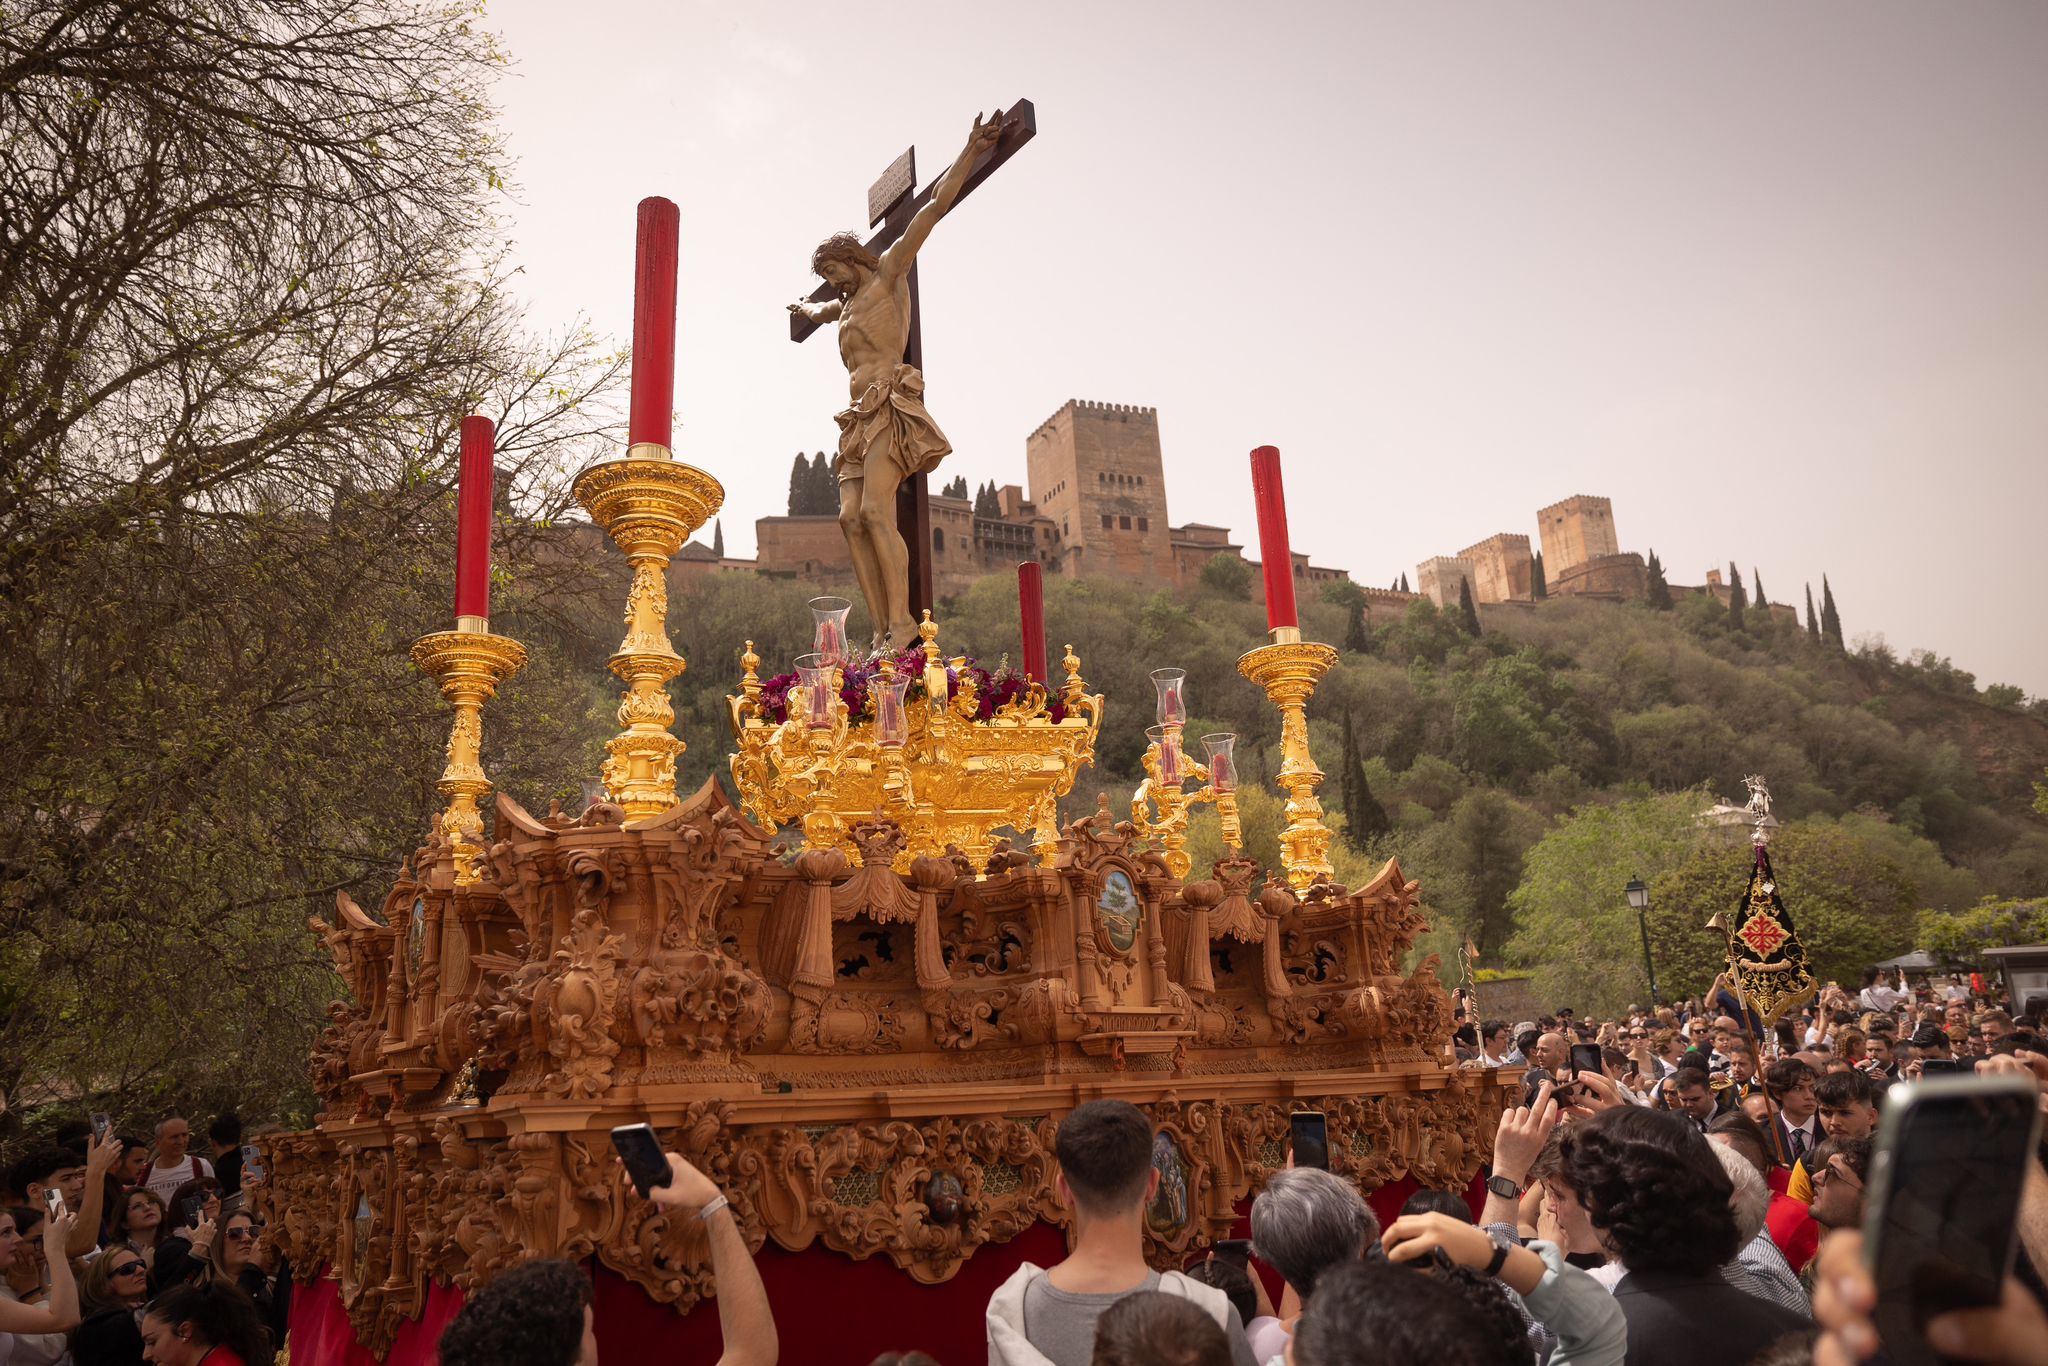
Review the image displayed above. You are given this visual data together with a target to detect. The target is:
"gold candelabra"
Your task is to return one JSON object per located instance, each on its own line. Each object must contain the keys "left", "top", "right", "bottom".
{"left": 572, "top": 442, "right": 723, "bottom": 819}
{"left": 1237, "top": 629, "right": 1339, "bottom": 890}
{"left": 1130, "top": 729, "right": 1241, "bottom": 881}
{"left": 728, "top": 615, "right": 1103, "bottom": 872}
{"left": 410, "top": 626, "right": 528, "bottom": 884}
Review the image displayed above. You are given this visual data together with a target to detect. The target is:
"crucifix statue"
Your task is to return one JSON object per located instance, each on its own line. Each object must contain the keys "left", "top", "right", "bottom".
{"left": 788, "top": 101, "right": 1036, "bottom": 650}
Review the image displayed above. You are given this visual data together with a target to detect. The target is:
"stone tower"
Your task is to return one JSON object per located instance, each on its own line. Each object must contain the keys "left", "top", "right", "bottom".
{"left": 1026, "top": 400, "right": 1175, "bottom": 582}
{"left": 1536, "top": 495, "right": 1619, "bottom": 576}
{"left": 1457, "top": 533, "right": 1534, "bottom": 603}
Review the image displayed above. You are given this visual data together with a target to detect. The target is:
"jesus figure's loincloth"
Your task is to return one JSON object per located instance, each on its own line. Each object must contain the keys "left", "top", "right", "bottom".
{"left": 834, "top": 363, "right": 951, "bottom": 485}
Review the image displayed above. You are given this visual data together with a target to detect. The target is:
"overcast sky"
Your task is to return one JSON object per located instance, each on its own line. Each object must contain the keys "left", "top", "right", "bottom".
{"left": 485, "top": 0, "right": 2048, "bottom": 695}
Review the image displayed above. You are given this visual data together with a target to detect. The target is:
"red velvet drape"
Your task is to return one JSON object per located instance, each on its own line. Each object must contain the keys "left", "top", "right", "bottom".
{"left": 288, "top": 1171, "right": 1485, "bottom": 1365}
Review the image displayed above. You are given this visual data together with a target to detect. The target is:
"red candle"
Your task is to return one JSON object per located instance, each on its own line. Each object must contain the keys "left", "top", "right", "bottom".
{"left": 1017, "top": 561, "right": 1048, "bottom": 683}
{"left": 627, "top": 196, "right": 680, "bottom": 450}
{"left": 454, "top": 415, "right": 494, "bottom": 622}
{"left": 1249, "top": 445, "right": 1298, "bottom": 630}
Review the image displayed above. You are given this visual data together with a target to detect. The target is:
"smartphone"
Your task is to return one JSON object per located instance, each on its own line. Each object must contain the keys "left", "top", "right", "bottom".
{"left": 1863, "top": 1073, "right": 2041, "bottom": 1366}
{"left": 44, "top": 1188, "right": 65, "bottom": 1218}
{"left": 91, "top": 1112, "right": 111, "bottom": 1142}
{"left": 241, "top": 1143, "right": 266, "bottom": 1182}
{"left": 181, "top": 1195, "right": 205, "bottom": 1228}
{"left": 1213, "top": 1238, "right": 1251, "bottom": 1270}
{"left": 610, "top": 1122, "right": 673, "bottom": 1197}
{"left": 1289, "top": 1111, "right": 1329, "bottom": 1171}
{"left": 1569, "top": 1043, "right": 1605, "bottom": 1077}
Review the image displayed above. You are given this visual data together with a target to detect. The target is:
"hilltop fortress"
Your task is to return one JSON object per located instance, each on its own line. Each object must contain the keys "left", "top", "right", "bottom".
{"left": 687, "top": 402, "right": 1750, "bottom": 622}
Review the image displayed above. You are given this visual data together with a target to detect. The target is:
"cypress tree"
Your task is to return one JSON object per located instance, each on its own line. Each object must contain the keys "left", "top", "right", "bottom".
{"left": 1390, "top": 576, "right": 1401, "bottom": 591}
{"left": 712, "top": 518, "right": 724, "bottom": 558}
{"left": 1645, "top": 549, "right": 1674, "bottom": 610}
{"left": 941, "top": 474, "right": 968, "bottom": 500}
{"left": 812, "top": 453, "right": 838, "bottom": 513}
{"left": 1400, "top": 572, "right": 1411, "bottom": 593}
{"left": 1752, "top": 569, "right": 1768, "bottom": 610}
{"left": 1345, "top": 605, "right": 1371, "bottom": 654}
{"left": 1822, "top": 575, "right": 1844, "bottom": 647}
{"left": 1532, "top": 550, "right": 1547, "bottom": 600}
{"left": 1806, "top": 584, "right": 1822, "bottom": 640}
{"left": 786, "top": 452, "right": 809, "bottom": 515}
{"left": 1457, "top": 577, "right": 1482, "bottom": 635}
{"left": 1727, "top": 563, "right": 1746, "bottom": 629}
{"left": 1342, "top": 712, "right": 1391, "bottom": 841}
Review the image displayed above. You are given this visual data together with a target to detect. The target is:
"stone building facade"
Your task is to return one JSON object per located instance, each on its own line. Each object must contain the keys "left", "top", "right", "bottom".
{"left": 1536, "top": 495, "right": 1621, "bottom": 580}
{"left": 1417, "top": 556, "right": 1477, "bottom": 609}
{"left": 739, "top": 398, "right": 1346, "bottom": 597}
{"left": 1458, "top": 533, "right": 1534, "bottom": 605}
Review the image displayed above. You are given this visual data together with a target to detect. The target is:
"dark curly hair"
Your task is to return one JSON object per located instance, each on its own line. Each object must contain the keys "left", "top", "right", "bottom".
{"left": 1293, "top": 1261, "right": 1513, "bottom": 1366}
{"left": 144, "top": 1280, "right": 274, "bottom": 1366}
{"left": 1424, "top": 1263, "right": 1535, "bottom": 1364}
{"left": 811, "top": 231, "right": 881, "bottom": 277}
{"left": 1556, "top": 1106, "right": 1738, "bottom": 1275}
{"left": 437, "top": 1258, "right": 590, "bottom": 1366}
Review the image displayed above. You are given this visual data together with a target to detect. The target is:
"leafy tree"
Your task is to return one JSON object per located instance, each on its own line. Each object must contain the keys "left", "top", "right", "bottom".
{"left": 1806, "top": 584, "right": 1821, "bottom": 640}
{"left": 0, "top": 0, "right": 622, "bottom": 1119}
{"left": 1457, "top": 578, "right": 1482, "bottom": 636}
{"left": 1918, "top": 898, "right": 2048, "bottom": 961}
{"left": 1645, "top": 550, "right": 1673, "bottom": 610}
{"left": 1424, "top": 789, "right": 1542, "bottom": 958}
{"left": 1344, "top": 610, "right": 1371, "bottom": 655}
{"left": 1727, "top": 564, "right": 1747, "bottom": 629}
{"left": 1821, "top": 576, "right": 1844, "bottom": 648}
{"left": 1983, "top": 684, "right": 2026, "bottom": 710}
{"left": 1504, "top": 790, "right": 1713, "bottom": 1011}
{"left": 1199, "top": 552, "right": 1253, "bottom": 599}
{"left": 1532, "top": 550, "right": 1547, "bottom": 600}
{"left": 1647, "top": 822, "right": 1920, "bottom": 999}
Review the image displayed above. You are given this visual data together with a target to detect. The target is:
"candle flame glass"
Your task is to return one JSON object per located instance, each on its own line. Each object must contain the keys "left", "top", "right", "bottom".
{"left": 809, "top": 596, "right": 853, "bottom": 669}
{"left": 1147, "top": 724, "right": 1184, "bottom": 787}
{"left": 873, "top": 668, "right": 911, "bottom": 746}
{"left": 1151, "top": 668, "right": 1187, "bottom": 726}
{"left": 794, "top": 652, "right": 834, "bottom": 731}
{"left": 1202, "top": 734, "right": 1237, "bottom": 794}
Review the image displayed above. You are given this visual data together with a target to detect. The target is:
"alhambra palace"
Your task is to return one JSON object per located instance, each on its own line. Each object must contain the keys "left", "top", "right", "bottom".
{"left": 676, "top": 397, "right": 1765, "bottom": 620}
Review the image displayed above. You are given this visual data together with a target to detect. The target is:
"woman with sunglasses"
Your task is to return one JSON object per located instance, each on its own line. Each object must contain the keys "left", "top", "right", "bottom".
{"left": 73, "top": 1247, "right": 153, "bottom": 1366}
{"left": 203, "top": 1212, "right": 288, "bottom": 1348}
{"left": 0, "top": 1205, "right": 79, "bottom": 1355}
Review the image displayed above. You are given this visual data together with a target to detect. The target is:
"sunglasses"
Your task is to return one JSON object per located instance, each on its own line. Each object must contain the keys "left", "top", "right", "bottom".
{"left": 111, "top": 1261, "right": 146, "bottom": 1276}
{"left": 226, "top": 1227, "right": 257, "bottom": 1242}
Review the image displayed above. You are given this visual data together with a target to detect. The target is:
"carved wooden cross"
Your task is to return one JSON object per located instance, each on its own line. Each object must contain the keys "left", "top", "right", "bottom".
{"left": 789, "top": 99, "right": 1037, "bottom": 619}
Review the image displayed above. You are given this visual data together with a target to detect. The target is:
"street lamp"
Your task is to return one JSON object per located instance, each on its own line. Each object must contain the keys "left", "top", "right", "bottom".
{"left": 1626, "top": 875, "right": 1661, "bottom": 1005}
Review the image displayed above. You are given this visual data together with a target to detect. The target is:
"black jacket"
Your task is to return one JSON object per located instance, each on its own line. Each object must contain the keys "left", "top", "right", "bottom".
{"left": 1611, "top": 1266, "right": 1810, "bottom": 1365}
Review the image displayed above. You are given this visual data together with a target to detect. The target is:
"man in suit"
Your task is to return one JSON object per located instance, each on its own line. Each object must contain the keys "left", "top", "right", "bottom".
{"left": 1861, "top": 1034, "right": 1902, "bottom": 1086}
{"left": 1767, "top": 1057, "right": 1822, "bottom": 1169}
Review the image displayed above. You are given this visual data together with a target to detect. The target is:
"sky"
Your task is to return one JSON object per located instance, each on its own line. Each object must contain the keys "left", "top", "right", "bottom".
{"left": 484, "top": 0, "right": 2048, "bottom": 695}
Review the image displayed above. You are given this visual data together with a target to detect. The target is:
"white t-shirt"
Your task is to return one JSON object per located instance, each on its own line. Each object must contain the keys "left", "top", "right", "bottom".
{"left": 143, "top": 1154, "right": 214, "bottom": 1204}
{"left": 1859, "top": 985, "right": 1906, "bottom": 1015}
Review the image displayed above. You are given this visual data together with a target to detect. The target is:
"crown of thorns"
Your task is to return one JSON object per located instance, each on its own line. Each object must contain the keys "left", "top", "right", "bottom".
{"left": 812, "top": 232, "right": 880, "bottom": 275}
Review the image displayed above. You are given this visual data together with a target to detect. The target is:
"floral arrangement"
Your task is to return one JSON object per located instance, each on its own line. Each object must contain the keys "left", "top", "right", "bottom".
{"left": 757, "top": 648, "right": 1063, "bottom": 726}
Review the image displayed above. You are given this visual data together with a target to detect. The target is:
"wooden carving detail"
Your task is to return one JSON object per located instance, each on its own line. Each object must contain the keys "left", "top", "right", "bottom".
{"left": 274, "top": 781, "right": 1515, "bottom": 1345}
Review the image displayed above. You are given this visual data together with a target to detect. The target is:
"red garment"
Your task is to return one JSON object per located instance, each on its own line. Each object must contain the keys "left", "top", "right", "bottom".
{"left": 1766, "top": 1189, "right": 1820, "bottom": 1274}
{"left": 200, "top": 1350, "right": 248, "bottom": 1366}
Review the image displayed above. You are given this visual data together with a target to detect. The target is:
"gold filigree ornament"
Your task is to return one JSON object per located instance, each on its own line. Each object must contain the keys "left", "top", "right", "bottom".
{"left": 409, "top": 627, "right": 528, "bottom": 884}
{"left": 571, "top": 446, "right": 723, "bottom": 818}
{"left": 727, "top": 613, "right": 1103, "bottom": 873}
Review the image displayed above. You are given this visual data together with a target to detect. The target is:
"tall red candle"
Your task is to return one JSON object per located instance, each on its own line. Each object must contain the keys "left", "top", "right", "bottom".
{"left": 454, "top": 416, "right": 494, "bottom": 622}
{"left": 1017, "top": 561, "right": 1048, "bottom": 682}
{"left": 627, "top": 196, "right": 680, "bottom": 450}
{"left": 1249, "top": 445, "right": 1298, "bottom": 630}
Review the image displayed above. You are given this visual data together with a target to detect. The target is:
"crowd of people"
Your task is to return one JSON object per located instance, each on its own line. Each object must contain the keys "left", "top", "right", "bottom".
{"left": 0, "top": 1111, "right": 285, "bottom": 1364}
{"left": 10, "top": 965, "right": 2047, "bottom": 1366}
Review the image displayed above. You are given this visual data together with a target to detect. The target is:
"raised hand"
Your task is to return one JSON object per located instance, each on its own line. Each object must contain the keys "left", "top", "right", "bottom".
{"left": 644, "top": 1152, "right": 721, "bottom": 1214}
{"left": 1494, "top": 1081, "right": 1560, "bottom": 1184}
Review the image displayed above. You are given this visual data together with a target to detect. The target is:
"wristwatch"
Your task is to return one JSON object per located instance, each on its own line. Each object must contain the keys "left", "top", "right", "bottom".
{"left": 1485, "top": 1173, "right": 1523, "bottom": 1201}
{"left": 1483, "top": 1228, "right": 1515, "bottom": 1277}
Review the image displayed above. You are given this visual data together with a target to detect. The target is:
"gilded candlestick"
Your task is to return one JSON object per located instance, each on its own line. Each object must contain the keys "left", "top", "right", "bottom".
{"left": 572, "top": 445, "right": 722, "bottom": 818}
{"left": 410, "top": 627, "right": 528, "bottom": 884}
{"left": 1237, "top": 633, "right": 1339, "bottom": 890}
